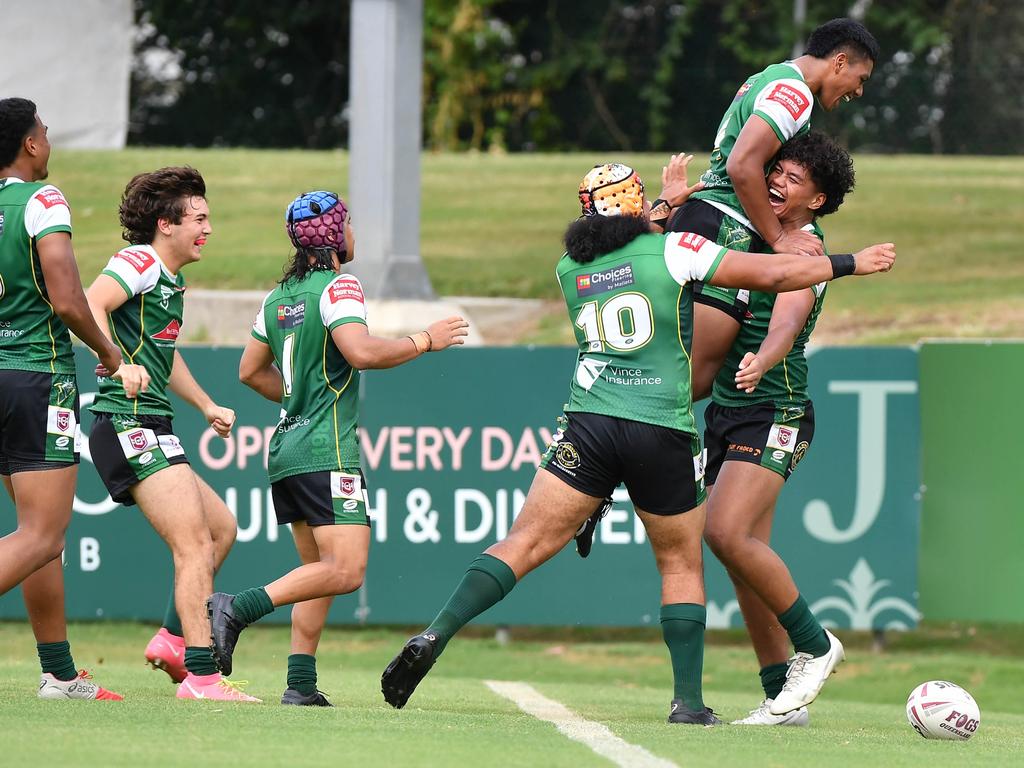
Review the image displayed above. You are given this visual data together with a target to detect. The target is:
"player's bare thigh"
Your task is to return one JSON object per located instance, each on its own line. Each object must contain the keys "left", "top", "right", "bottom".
{"left": 691, "top": 304, "right": 741, "bottom": 401}
{"left": 704, "top": 461, "right": 785, "bottom": 549}
{"left": 5, "top": 465, "right": 77, "bottom": 531}
{"left": 486, "top": 469, "right": 603, "bottom": 579}
{"left": 130, "top": 463, "right": 210, "bottom": 548}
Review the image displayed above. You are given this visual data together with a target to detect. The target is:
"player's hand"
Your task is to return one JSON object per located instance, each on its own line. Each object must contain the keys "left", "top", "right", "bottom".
{"left": 734, "top": 352, "right": 766, "bottom": 393}
{"left": 96, "top": 344, "right": 124, "bottom": 379}
{"left": 204, "top": 404, "right": 236, "bottom": 438}
{"left": 659, "top": 153, "right": 704, "bottom": 207}
{"left": 426, "top": 316, "right": 470, "bottom": 351}
{"left": 110, "top": 364, "right": 151, "bottom": 400}
{"left": 853, "top": 243, "right": 896, "bottom": 275}
{"left": 772, "top": 229, "right": 825, "bottom": 257}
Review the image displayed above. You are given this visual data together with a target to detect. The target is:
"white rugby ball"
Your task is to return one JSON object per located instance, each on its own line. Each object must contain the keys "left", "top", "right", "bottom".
{"left": 906, "top": 680, "right": 981, "bottom": 741}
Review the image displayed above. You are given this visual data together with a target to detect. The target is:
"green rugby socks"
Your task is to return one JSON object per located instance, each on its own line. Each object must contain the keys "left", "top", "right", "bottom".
{"left": 287, "top": 654, "right": 318, "bottom": 695}
{"left": 232, "top": 587, "right": 275, "bottom": 624}
{"left": 760, "top": 661, "right": 789, "bottom": 700}
{"left": 778, "top": 594, "right": 830, "bottom": 657}
{"left": 184, "top": 646, "right": 219, "bottom": 676}
{"left": 660, "top": 603, "right": 706, "bottom": 711}
{"left": 425, "top": 554, "right": 518, "bottom": 655}
{"left": 162, "top": 583, "right": 183, "bottom": 637}
{"left": 37, "top": 640, "right": 77, "bottom": 681}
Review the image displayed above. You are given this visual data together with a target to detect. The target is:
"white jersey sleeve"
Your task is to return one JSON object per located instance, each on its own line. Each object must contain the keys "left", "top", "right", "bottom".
{"left": 23, "top": 185, "right": 72, "bottom": 238}
{"left": 251, "top": 291, "right": 272, "bottom": 342}
{"left": 101, "top": 245, "right": 162, "bottom": 298}
{"left": 664, "top": 232, "right": 729, "bottom": 286}
{"left": 319, "top": 274, "right": 368, "bottom": 330}
{"left": 752, "top": 78, "right": 813, "bottom": 141}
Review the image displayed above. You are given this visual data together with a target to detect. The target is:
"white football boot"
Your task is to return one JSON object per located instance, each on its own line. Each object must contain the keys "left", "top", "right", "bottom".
{"left": 731, "top": 698, "right": 809, "bottom": 726}
{"left": 38, "top": 670, "right": 124, "bottom": 700}
{"left": 769, "top": 630, "right": 845, "bottom": 715}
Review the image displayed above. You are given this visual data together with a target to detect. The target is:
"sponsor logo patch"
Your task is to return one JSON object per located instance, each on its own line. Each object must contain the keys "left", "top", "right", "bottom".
{"left": 129, "top": 430, "right": 148, "bottom": 451}
{"left": 772, "top": 449, "right": 787, "bottom": 462}
{"left": 677, "top": 232, "right": 709, "bottom": 252}
{"left": 118, "top": 427, "right": 158, "bottom": 459}
{"left": 329, "top": 278, "right": 364, "bottom": 304}
{"left": 138, "top": 451, "right": 154, "bottom": 466}
{"left": 46, "top": 406, "right": 76, "bottom": 436}
{"left": 766, "top": 424, "right": 799, "bottom": 453}
{"left": 153, "top": 319, "right": 181, "bottom": 343}
{"left": 276, "top": 302, "right": 306, "bottom": 329}
{"left": 330, "top": 472, "right": 362, "bottom": 500}
{"left": 158, "top": 434, "right": 185, "bottom": 459}
{"left": 55, "top": 436, "right": 70, "bottom": 449}
{"left": 342, "top": 499, "right": 359, "bottom": 511}
{"left": 791, "top": 440, "right": 809, "bottom": 469}
{"left": 693, "top": 449, "right": 706, "bottom": 483}
{"left": 766, "top": 83, "right": 810, "bottom": 119}
{"left": 555, "top": 442, "right": 580, "bottom": 470}
{"left": 56, "top": 411, "right": 70, "bottom": 432}
{"left": 34, "top": 188, "right": 68, "bottom": 209}
{"left": 575, "top": 357, "right": 609, "bottom": 390}
{"left": 116, "top": 248, "right": 156, "bottom": 274}
{"left": 575, "top": 263, "right": 635, "bottom": 297}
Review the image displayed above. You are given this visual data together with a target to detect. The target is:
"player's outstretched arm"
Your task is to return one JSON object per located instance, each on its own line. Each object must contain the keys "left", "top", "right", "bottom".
{"left": 169, "top": 350, "right": 235, "bottom": 438}
{"left": 709, "top": 242, "right": 895, "bottom": 294}
{"left": 331, "top": 316, "right": 469, "bottom": 371}
{"left": 238, "top": 337, "right": 283, "bottom": 403}
{"left": 728, "top": 117, "right": 823, "bottom": 257}
{"left": 734, "top": 289, "right": 816, "bottom": 394}
{"left": 650, "top": 153, "right": 703, "bottom": 231}
{"left": 39, "top": 233, "right": 124, "bottom": 377}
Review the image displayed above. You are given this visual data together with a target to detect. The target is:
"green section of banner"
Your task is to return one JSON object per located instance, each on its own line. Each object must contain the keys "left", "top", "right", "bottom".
{"left": 0, "top": 346, "right": 920, "bottom": 629}
{"left": 919, "top": 341, "right": 1024, "bottom": 623}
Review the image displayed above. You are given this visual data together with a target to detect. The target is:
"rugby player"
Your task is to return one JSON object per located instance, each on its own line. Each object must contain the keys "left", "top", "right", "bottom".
{"left": 705, "top": 132, "right": 858, "bottom": 723}
{"left": 662, "top": 18, "right": 879, "bottom": 399}
{"left": 207, "top": 191, "right": 467, "bottom": 706}
{"left": 0, "top": 97, "right": 128, "bottom": 700}
{"left": 85, "top": 167, "right": 254, "bottom": 702}
{"left": 380, "top": 163, "right": 894, "bottom": 722}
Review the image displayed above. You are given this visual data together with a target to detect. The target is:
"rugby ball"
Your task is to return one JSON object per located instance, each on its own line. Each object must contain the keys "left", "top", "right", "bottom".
{"left": 906, "top": 680, "right": 980, "bottom": 741}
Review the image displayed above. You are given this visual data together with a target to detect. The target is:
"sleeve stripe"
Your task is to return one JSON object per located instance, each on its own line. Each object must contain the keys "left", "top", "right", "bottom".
{"left": 327, "top": 317, "right": 367, "bottom": 332}
{"left": 751, "top": 111, "right": 787, "bottom": 143}
{"left": 101, "top": 269, "right": 134, "bottom": 299}
{"left": 703, "top": 246, "right": 730, "bottom": 282}
{"left": 34, "top": 224, "right": 72, "bottom": 241}
{"left": 251, "top": 328, "right": 269, "bottom": 343}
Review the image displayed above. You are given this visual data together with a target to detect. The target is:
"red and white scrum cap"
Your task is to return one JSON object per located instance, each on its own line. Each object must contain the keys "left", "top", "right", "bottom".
{"left": 578, "top": 163, "right": 645, "bottom": 218}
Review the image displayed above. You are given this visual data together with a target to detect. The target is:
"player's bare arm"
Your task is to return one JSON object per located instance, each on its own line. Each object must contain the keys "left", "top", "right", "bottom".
{"left": 734, "top": 289, "right": 815, "bottom": 393}
{"left": 84, "top": 273, "right": 151, "bottom": 398}
{"left": 168, "top": 350, "right": 235, "bottom": 438}
{"left": 728, "top": 118, "right": 823, "bottom": 257}
{"left": 238, "top": 337, "right": 283, "bottom": 403}
{"left": 331, "top": 315, "right": 468, "bottom": 370}
{"left": 38, "top": 233, "right": 125, "bottom": 378}
{"left": 710, "top": 242, "right": 894, "bottom": 294}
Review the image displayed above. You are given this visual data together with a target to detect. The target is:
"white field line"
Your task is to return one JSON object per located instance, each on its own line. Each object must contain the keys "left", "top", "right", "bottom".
{"left": 485, "top": 680, "right": 679, "bottom": 768}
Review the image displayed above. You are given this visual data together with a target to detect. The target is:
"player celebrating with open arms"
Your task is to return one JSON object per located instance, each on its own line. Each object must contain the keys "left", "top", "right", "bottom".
{"left": 85, "top": 167, "right": 253, "bottom": 702}
{"left": 207, "top": 191, "right": 467, "bottom": 705}
{"left": 0, "top": 97, "right": 133, "bottom": 701}
{"left": 380, "top": 163, "right": 894, "bottom": 722}
{"left": 658, "top": 18, "right": 879, "bottom": 398}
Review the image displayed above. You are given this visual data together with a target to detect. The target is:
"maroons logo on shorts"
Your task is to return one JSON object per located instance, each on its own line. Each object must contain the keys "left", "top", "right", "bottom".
{"left": 56, "top": 411, "right": 70, "bottom": 432}
{"left": 340, "top": 477, "right": 355, "bottom": 495}
{"left": 129, "top": 430, "right": 149, "bottom": 452}
{"left": 555, "top": 442, "right": 581, "bottom": 469}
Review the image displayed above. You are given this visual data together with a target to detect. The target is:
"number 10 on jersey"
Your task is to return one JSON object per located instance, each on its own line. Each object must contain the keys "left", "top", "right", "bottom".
{"left": 574, "top": 292, "right": 654, "bottom": 353}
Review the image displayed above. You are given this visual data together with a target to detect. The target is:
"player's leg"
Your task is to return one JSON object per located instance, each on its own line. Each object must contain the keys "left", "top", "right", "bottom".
{"left": 690, "top": 303, "right": 741, "bottom": 400}
{"left": 381, "top": 469, "right": 605, "bottom": 709}
{"left": 0, "top": 467, "right": 75, "bottom": 595}
{"left": 704, "top": 459, "right": 842, "bottom": 714}
{"left": 282, "top": 522, "right": 334, "bottom": 706}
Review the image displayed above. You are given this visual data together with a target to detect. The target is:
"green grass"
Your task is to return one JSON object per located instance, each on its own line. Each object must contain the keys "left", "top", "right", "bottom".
{"left": 1, "top": 622, "right": 1022, "bottom": 767}
{"left": 49, "top": 150, "right": 1024, "bottom": 344}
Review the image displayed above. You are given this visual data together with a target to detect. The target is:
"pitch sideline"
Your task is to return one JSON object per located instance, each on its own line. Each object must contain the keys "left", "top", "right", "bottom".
{"left": 485, "top": 680, "right": 679, "bottom": 768}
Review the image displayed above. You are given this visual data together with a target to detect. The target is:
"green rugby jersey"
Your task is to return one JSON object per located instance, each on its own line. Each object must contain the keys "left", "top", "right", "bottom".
{"left": 91, "top": 245, "right": 186, "bottom": 417}
{"left": 252, "top": 270, "right": 368, "bottom": 482}
{"left": 712, "top": 224, "right": 826, "bottom": 408}
{"left": 694, "top": 62, "right": 814, "bottom": 230}
{"left": 0, "top": 178, "right": 75, "bottom": 374}
{"left": 557, "top": 231, "right": 728, "bottom": 435}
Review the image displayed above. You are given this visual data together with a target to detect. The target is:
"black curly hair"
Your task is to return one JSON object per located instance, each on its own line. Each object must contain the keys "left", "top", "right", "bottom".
{"left": 0, "top": 97, "right": 38, "bottom": 169}
{"left": 805, "top": 18, "right": 880, "bottom": 63}
{"left": 777, "top": 132, "right": 855, "bottom": 218}
{"left": 564, "top": 214, "right": 651, "bottom": 264}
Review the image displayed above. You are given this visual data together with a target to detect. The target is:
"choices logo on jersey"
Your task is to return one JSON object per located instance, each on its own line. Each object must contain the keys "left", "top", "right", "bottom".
{"left": 733, "top": 80, "right": 754, "bottom": 102}
{"left": 117, "top": 249, "right": 156, "bottom": 275}
{"left": 277, "top": 302, "right": 306, "bottom": 329}
{"left": 677, "top": 232, "right": 709, "bottom": 252}
{"left": 767, "top": 83, "right": 810, "bottom": 119}
{"left": 329, "top": 278, "right": 364, "bottom": 304}
{"left": 576, "top": 263, "right": 635, "bottom": 297}
{"left": 34, "top": 188, "right": 68, "bottom": 209}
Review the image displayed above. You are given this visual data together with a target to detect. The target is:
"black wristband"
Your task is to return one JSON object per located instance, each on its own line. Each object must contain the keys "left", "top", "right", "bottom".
{"left": 828, "top": 253, "right": 856, "bottom": 279}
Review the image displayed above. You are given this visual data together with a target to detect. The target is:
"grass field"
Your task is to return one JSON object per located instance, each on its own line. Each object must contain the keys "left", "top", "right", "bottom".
{"left": 51, "top": 150, "right": 1024, "bottom": 345}
{"left": 1, "top": 621, "right": 1021, "bottom": 767}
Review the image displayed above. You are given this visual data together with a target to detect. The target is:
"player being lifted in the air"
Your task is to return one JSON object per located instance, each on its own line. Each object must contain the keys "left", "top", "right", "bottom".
{"left": 85, "top": 167, "right": 252, "bottom": 702}
{"left": 206, "top": 191, "right": 467, "bottom": 705}
{"left": 0, "top": 97, "right": 130, "bottom": 701}
{"left": 659, "top": 17, "right": 879, "bottom": 398}
{"left": 379, "top": 161, "right": 894, "bottom": 723}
